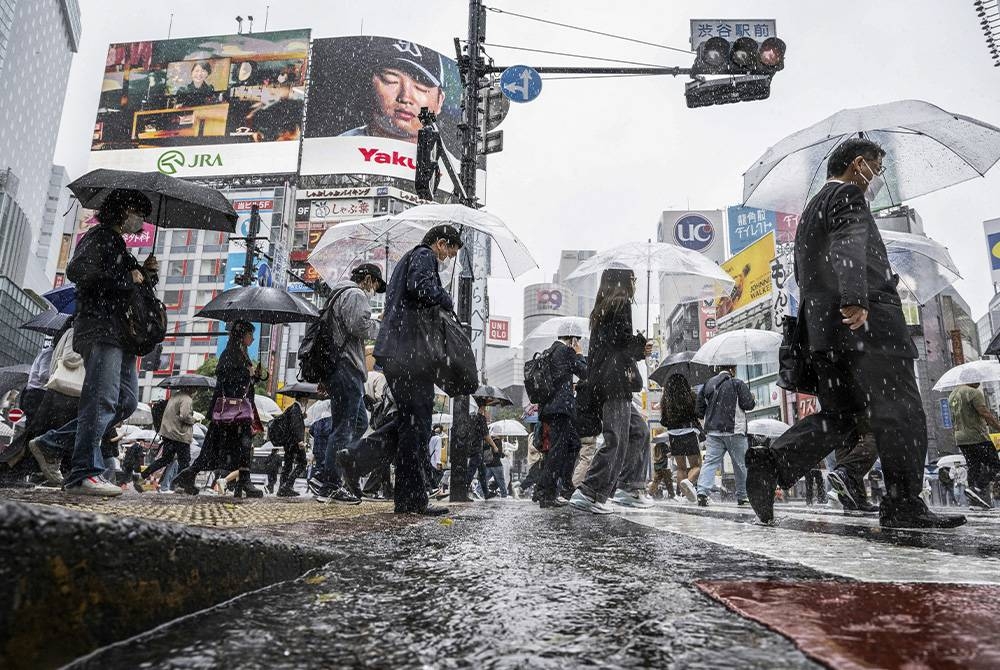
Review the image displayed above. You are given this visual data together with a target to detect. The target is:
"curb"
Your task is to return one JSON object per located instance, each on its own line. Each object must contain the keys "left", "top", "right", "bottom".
{"left": 0, "top": 500, "right": 340, "bottom": 669}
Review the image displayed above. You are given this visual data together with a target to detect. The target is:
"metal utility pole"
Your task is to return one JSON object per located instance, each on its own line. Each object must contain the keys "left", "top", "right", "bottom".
{"left": 234, "top": 205, "right": 261, "bottom": 286}
{"left": 449, "top": 0, "right": 488, "bottom": 502}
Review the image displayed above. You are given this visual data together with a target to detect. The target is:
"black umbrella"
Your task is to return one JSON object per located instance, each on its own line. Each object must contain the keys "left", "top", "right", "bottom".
{"left": 473, "top": 385, "right": 512, "bottom": 407}
{"left": 195, "top": 285, "right": 319, "bottom": 324}
{"left": 67, "top": 169, "right": 238, "bottom": 244}
{"left": 277, "top": 381, "right": 323, "bottom": 399}
{"left": 650, "top": 351, "right": 714, "bottom": 388}
{"left": 158, "top": 374, "right": 215, "bottom": 389}
{"left": 986, "top": 330, "right": 1000, "bottom": 357}
{"left": 21, "top": 310, "right": 70, "bottom": 336}
{"left": 0, "top": 364, "right": 31, "bottom": 397}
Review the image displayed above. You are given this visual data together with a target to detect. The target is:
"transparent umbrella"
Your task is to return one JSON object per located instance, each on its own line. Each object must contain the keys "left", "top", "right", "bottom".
{"left": 254, "top": 396, "right": 281, "bottom": 420}
{"left": 747, "top": 418, "right": 790, "bottom": 439}
{"left": 881, "top": 230, "right": 961, "bottom": 304}
{"left": 521, "top": 317, "right": 591, "bottom": 355}
{"left": 489, "top": 419, "right": 528, "bottom": 437}
{"left": 307, "top": 203, "right": 538, "bottom": 284}
{"left": 432, "top": 412, "right": 453, "bottom": 427}
{"left": 743, "top": 100, "right": 1000, "bottom": 213}
{"left": 127, "top": 402, "right": 153, "bottom": 426}
{"left": 692, "top": 329, "right": 782, "bottom": 366}
{"left": 932, "top": 360, "right": 1000, "bottom": 391}
{"left": 563, "top": 241, "right": 735, "bottom": 333}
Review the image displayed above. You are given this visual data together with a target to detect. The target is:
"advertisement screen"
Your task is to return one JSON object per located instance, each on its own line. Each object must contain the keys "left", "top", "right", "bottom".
{"left": 301, "top": 36, "right": 462, "bottom": 182}
{"left": 716, "top": 232, "right": 776, "bottom": 319}
{"left": 90, "top": 30, "right": 310, "bottom": 176}
{"left": 727, "top": 205, "right": 799, "bottom": 255}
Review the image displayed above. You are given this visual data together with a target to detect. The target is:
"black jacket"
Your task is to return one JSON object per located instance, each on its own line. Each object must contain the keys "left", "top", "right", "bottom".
{"left": 588, "top": 301, "right": 645, "bottom": 401}
{"left": 540, "top": 341, "right": 588, "bottom": 418}
{"left": 272, "top": 402, "right": 305, "bottom": 447}
{"left": 374, "top": 245, "right": 453, "bottom": 376}
{"left": 696, "top": 372, "right": 755, "bottom": 434}
{"left": 795, "top": 181, "right": 916, "bottom": 358}
{"left": 66, "top": 224, "right": 151, "bottom": 354}
{"left": 212, "top": 343, "right": 254, "bottom": 405}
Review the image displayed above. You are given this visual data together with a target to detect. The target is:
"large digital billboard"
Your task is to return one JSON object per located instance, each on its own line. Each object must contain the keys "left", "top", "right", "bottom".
{"left": 89, "top": 30, "right": 310, "bottom": 177}
{"left": 300, "top": 36, "right": 463, "bottom": 183}
{"left": 716, "top": 232, "right": 775, "bottom": 319}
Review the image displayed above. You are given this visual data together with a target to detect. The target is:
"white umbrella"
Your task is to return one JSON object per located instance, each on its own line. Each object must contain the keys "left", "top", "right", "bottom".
{"left": 307, "top": 203, "right": 538, "bottom": 284}
{"left": 432, "top": 412, "right": 453, "bottom": 427}
{"left": 127, "top": 402, "right": 153, "bottom": 426}
{"left": 932, "top": 360, "right": 1000, "bottom": 391}
{"left": 254, "top": 396, "right": 281, "bottom": 420}
{"left": 743, "top": 100, "right": 1000, "bottom": 213}
{"left": 692, "top": 329, "right": 782, "bottom": 366}
{"left": 522, "top": 317, "right": 591, "bottom": 355}
{"left": 747, "top": 418, "right": 790, "bottom": 439}
{"left": 305, "top": 399, "right": 331, "bottom": 426}
{"left": 881, "top": 231, "right": 961, "bottom": 304}
{"left": 123, "top": 429, "right": 158, "bottom": 442}
{"left": 936, "top": 454, "right": 966, "bottom": 470}
{"left": 563, "top": 240, "right": 735, "bottom": 333}
{"left": 489, "top": 419, "right": 528, "bottom": 437}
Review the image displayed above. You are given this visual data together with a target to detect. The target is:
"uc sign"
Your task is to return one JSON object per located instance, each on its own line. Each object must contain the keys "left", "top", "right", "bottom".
{"left": 673, "top": 213, "right": 716, "bottom": 252}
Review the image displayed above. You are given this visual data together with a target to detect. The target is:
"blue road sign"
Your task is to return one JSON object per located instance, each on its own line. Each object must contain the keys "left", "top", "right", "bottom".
{"left": 940, "top": 398, "right": 953, "bottom": 429}
{"left": 257, "top": 262, "right": 273, "bottom": 288}
{"left": 500, "top": 65, "right": 542, "bottom": 103}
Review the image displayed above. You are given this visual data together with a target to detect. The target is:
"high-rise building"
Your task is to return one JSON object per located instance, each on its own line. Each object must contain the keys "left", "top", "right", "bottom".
{"left": 34, "top": 165, "right": 70, "bottom": 286}
{"left": 0, "top": 0, "right": 81, "bottom": 291}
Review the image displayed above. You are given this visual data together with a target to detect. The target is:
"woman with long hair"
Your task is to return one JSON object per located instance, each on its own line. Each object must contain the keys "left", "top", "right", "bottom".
{"left": 660, "top": 372, "right": 703, "bottom": 502}
{"left": 569, "top": 268, "right": 652, "bottom": 514}
{"left": 173, "top": 320, "right": 264, "bottom": 497}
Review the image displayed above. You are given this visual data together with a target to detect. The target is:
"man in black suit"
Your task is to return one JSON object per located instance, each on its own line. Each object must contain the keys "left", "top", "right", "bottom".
{"left": 745, "top": 138, "right": 965, "bottom": 529}
{"left": 535, "top": 324, "right": 589, "bottom": 507}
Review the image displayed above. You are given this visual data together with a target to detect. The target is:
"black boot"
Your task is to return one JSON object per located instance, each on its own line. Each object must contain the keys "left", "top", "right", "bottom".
{"left": 277, "top": 465, "right": 303, "bottom": 497}
{"left": 172, "top": 468, "right": 199, "bottom": 495}
{"left": 879, "top": 497, "right": 966, "bottom": 529}
{"left": 745, "top": 447, "right": 779, "bottom": 523}
{"left": 238, "top": 471, "right": 264, "bottom": 498}
{"left": 335, "top": 449, "right": 363, "bottom": 500}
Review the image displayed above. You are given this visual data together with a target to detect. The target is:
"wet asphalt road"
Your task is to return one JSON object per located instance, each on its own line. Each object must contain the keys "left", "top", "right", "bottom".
{"left": 73, "top": 501, "right": 832, "bottom": 669}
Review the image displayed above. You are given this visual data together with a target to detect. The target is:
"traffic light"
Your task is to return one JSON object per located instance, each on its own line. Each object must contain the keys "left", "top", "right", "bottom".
{"left": 414, "top": 125, "right": 441, "bottom": 201}
{"left": 693, "top": 35, "right": 786, "bottom": 76}
{"left": 685, "top": 75, "right": 770, "bottom": 108}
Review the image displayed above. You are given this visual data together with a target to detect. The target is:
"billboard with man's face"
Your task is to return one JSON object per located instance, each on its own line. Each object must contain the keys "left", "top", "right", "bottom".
{"left": 89, "top": 30, "right": 310, "bottom": 177}
{"left": 301, "top": 36, "right": 463, "bottom": 183}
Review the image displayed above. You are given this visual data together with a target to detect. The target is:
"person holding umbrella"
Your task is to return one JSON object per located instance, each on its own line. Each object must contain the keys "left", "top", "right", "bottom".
{"left": 745, "top": 138, "right": 966, "bottom": 529}
{"left": 173, "top": 321, "right": 264, "bottom": 498}
{"left": 569, "top": 268, "right": 653, "bottom": 514}
{"left": 28, "top": 190, "right": 158, "bottom": 496}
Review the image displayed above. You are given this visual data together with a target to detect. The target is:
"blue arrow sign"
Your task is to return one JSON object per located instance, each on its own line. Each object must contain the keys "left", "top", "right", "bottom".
{"left": 500, "top": 65, "right": 542, "bottom": 103}
{"left": 257, "top": 262, "right": 273, "bottom": 288}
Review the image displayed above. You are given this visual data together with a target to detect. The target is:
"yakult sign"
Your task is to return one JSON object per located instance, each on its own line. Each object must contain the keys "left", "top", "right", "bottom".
{"left": 658, "top": 210, "right": 725, "bottom": 263}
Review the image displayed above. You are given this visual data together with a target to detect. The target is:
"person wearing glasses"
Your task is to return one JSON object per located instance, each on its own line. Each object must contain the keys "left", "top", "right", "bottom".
{"left": 745, "top": 138, "right": 966, "bottom": 530}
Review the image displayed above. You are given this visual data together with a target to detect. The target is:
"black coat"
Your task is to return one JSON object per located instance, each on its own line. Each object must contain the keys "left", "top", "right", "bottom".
{"left": 588, "top": 301, "right": 646, "bottom": 401}
{"left": 66, "top": 224, "right": 148, "bottom": 354}
{"left": 540, "top": 341, "right": 588, "bottom": 418}
{"left": 374, "top": 245, "right": 454, "bottom": 375}
{"left": 795, "top": 181, "right": 916, "bottom": 358}
{"left": 212, "top": 343, "right": 254, "bottom": 405}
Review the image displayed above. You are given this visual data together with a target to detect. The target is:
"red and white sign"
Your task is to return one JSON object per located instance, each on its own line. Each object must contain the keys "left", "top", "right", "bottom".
{"left": 487, "top": 316, "right": 511, "bottom": 346}
{"left": 77, "top": 215, "right": 156, "bottom": 249}
{"left": 7, "top": 408, "right": 23, "bottom": 423}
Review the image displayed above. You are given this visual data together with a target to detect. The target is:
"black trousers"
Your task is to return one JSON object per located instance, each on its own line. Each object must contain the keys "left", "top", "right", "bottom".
{"left": 958, "top": 442, "right": 1000, "bottom": 501}
{"left": 280, "top": 443, "right": 307, "bottom": 486}
{"left": 832, "top": 432, "right": 878, "bottom": 500}
{"left": 465, "top": 451, "right": 491, "bottom": 495}
{"left": 537, "top": 415, "right": 582, "bottom": 501}
{"left": 384, "top": 372, "right": 433, "bottom": 513}
{"left": 770, "top": 352, "right": 925, "bottom": 503}
{"left": 142, "top": 438, "right": 191, "bottom": 479}
{"left": 803, "top": 469, "right": 825, "bottom": 504}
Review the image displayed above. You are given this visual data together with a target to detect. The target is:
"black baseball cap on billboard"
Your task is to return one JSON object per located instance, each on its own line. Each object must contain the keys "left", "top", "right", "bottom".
{"left": 370, "top": 38, "right": 444, "bottom": 88}
{"left": 351, "top": 262, "right": 387, "bottom": 293}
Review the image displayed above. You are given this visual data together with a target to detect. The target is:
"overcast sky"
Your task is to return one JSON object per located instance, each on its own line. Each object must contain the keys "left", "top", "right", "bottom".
{"left": 55, "top": 0, "right": 1000, "bottom": 342}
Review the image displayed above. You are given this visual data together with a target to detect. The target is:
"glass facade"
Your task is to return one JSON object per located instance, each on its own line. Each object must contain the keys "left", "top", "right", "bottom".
{"left": 0, "top": 276, "right": 44, "bottom": 367}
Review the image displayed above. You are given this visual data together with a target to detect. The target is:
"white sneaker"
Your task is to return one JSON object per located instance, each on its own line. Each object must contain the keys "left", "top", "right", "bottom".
{"left": 68, "top": 476, "right": 122, "bottom": 497}
{"left": 680, "top": 479, "right": 698, "bottom": 502}
{"left": 612, "top": 488, "right": 654, "bottom": 509}
{"left": 569, "top": 489, "right": 614, "bottom": 515}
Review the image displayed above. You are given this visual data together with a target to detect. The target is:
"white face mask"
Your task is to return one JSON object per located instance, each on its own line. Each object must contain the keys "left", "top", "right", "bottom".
{"left": 859, "top": 159, "right": 884, "bottom": 203}
{"left": 123, "top": 213, "right": 144, "bottom": 234}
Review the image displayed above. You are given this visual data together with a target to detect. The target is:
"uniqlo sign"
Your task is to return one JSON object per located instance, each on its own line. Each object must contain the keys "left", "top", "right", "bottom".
{"left": 487, "top": 317, "right": 511, "bottom": 346}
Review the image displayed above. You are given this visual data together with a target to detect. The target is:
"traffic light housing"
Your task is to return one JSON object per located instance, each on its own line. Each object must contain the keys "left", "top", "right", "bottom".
{"left": 693, "top": 35, "right": 786, "bottom": 76}
{"left": 685, "top": 75, "right": 770, "bottom": 109}
{"left": 414, "top": 125, "right": 441, "bottom": 201}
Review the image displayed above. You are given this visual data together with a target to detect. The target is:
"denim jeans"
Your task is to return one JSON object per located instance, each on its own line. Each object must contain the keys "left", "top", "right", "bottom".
{"left": 697, "top": 433, "right": 748, "bottom": 500}
{"left": 322, "top": 365, "right": 368, "bottom": 487}
{"left": 37, "top": 343, "right": 138, "bottom": 488}
{"left": 484, "top": 464, "right": 508, "bottom": 497}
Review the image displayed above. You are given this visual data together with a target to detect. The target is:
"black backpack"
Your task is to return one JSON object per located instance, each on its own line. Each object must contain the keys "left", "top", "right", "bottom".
{"left": 150, "top": 399, "right": 167, "bottom": 432}
{"left": 122, "top": 281, "right": 167, "bottom": 356}
{"left": 297, "top": 287, "right": 351, "bottom": 383}
{"left": 523, "top": 345, "right": 557, "bottom": 405}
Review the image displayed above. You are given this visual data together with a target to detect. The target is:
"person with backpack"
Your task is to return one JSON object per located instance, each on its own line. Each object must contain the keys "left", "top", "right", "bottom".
{"left": 305, "top": 263, "right": 384, "bottom": 504}
{"left": 569, "top": 268, "right": 653, "bottom": 514}
{"left": 694, "top": 366, "right": 756, "bottom": 507}
{"left": 535, "top": 323, "right": 588, "bottom": 508}
{"left": 137, "top": 387, "right": 196, "bottom": 490}
{"left": 659, "top": 373, "right": 703, "bottom": 502}
{"left": 373, "top": 225, "right": 462, "bottom": 515}
{"left": 271, "top": 395, "right": 308, "bottom": 497}
{"left": 28, "top": 189, "right": 158, "bottom": 497}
